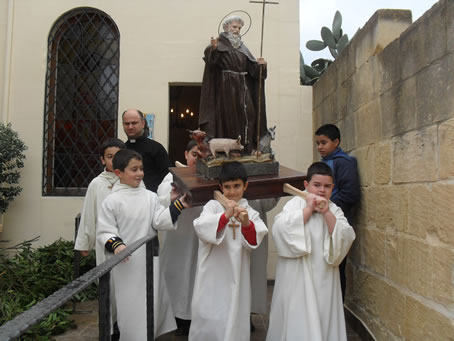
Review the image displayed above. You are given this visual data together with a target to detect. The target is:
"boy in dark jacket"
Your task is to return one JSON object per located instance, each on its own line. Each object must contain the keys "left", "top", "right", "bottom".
{"left": 315, "top": 124, "right": 360, "bottom": 300}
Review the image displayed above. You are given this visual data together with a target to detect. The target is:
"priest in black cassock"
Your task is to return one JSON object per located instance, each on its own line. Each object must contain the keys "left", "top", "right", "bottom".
{"left": 122, "top": 109, "right": 171, "bottom": 192}
{"left": 198, "top": 15, "right": 268, "bottom": 154}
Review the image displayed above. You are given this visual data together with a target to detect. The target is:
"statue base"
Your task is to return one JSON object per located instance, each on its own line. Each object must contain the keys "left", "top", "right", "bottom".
{"left": 196, "top": 153, "right": 279, "bottom": 179}
{"left": 169, "top": 164, "right": 305, "bottom": 206}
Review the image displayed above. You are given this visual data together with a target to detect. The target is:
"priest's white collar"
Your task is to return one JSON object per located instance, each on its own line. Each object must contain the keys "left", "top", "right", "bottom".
{"left": 128, "top": 135, "right": 147, "bottom": 143}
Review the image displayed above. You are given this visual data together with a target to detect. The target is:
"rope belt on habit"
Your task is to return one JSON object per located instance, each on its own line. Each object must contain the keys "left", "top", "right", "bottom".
{"left": 222, "top": 70, "right": 248, "bottom": 75}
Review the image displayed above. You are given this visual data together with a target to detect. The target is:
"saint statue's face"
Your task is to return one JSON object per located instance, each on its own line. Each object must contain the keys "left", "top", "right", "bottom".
{"left": 228, "top": 21, "right": 242, "bottom": 36}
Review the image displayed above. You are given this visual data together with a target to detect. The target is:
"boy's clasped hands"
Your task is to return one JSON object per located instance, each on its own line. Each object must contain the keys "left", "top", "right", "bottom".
{"left": 224, "top": 199, "right": 250, "bottom": 226}
{"left": 302, "top": 192, "right": 331, "bottom": 228}
{"left": 304, "top": 193, "right": 329, "bottom": 215}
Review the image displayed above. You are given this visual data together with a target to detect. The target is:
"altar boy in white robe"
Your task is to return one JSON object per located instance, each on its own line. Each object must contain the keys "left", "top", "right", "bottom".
{"left": 267, "top": 162, "right": 356, "bottom": 341}
{"left": 189, "top": 162, "right": 268, "bottom": 341}
{"left": 74, "top": 138, "right": 125, "bottom": 339}
{"left": 75, "top": 138, "right": 125, "bottom": 262}
{"left": 97, "top": 149, "right": 189, "bottom": 340}
{"left": 157, "top": 140, "right": 201, "bottom": 335}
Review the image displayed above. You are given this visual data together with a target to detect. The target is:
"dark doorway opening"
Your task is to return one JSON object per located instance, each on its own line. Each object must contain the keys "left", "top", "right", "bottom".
{"left": 168, "top": 84, "right": 201, "bottom": 165}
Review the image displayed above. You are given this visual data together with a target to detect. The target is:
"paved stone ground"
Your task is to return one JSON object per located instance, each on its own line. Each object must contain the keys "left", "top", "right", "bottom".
{"left": 55, "top": 283, "right": 363, "bottom": 340}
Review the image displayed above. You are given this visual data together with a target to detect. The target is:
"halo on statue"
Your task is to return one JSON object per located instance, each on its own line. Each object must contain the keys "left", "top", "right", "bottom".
{"left": 217, "top": 10, "right": 252, "bottom": 37}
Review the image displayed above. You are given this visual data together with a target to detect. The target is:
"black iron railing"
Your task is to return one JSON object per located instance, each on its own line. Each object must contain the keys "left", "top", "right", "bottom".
{"left": 0, "top": 220, "right": 159, "bottom": 340}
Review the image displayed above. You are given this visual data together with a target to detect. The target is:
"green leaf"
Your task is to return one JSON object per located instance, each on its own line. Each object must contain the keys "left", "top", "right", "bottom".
{"left": 301, "top": 75, "right": 312, "bottom": 85}
{"left": 309, "top": 76, "right": 320, "bottom": 85}
{"left": 311, "top": 58, "right": 332, "bottom": 72}
{"left": 321, "top": 27, "right": 336, "bottom": 49}
{"left": 306, "top": 40, "right": 326, "bottom": 51}
{"left": 300, "top": 52, "right": 306, "bottom": 78}
{"left": 303, "top": 64, "right": 320, "bottom": 78}
{"left": 332, "top": 11, "right": 342, "bottom": 40}
{"left": 337, "top": 34, "right": 349, "bottom": 53}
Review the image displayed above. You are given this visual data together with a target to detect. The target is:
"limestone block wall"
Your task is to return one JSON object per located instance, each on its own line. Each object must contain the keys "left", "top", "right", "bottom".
{"left": 313, "top": 1, "right": 454, "bottom": 339}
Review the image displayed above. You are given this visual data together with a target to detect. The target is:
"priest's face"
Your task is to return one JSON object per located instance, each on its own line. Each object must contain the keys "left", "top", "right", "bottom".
{"left": 117, "top": 158, "right": 144, "bottom": 188}
{"left": 184, "top": 146, "right": 199, "bottom": 167}
{"left": 304, "top": 174, "right": 334, "bottom": 200}
{"left": 101, "top": 146, "right": 121, "bottom": 173}
{"left": 123, "top": 109, "right": 145, "bottom": 139}
{"left": 219, "top": 179, "right": 248, "bottom": 202}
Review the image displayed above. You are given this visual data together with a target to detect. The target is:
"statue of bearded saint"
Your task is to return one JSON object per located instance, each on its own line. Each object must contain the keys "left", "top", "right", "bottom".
{"left": 198, "top": 15, "right": 268, "bottom": 155}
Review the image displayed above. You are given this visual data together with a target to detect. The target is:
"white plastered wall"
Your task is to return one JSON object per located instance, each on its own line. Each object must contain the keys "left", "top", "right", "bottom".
{"left": 0, "top": 0, "right": 312, "bottom": 278}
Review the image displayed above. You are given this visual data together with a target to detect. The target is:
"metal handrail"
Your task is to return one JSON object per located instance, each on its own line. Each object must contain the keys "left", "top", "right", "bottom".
{"left": 0, "top": 234, "right": 158, "bottom": 340}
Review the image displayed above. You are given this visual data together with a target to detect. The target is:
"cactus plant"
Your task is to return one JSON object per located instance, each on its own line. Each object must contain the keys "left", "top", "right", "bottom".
{"left": 306, "top": 11, "right": 349, "bottom": 58}
{"left": 300, "top": 11, "right": 349, "bottom": 85}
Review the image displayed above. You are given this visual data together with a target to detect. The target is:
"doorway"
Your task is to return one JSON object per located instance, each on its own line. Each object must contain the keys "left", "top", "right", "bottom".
{"left": 168, "top": 84, "right": 201, "bottom": 165}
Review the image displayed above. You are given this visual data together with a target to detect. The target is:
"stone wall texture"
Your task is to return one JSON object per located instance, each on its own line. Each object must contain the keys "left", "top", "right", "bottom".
{"left": 313, "top": 1, "right": 454, "bottom": 339}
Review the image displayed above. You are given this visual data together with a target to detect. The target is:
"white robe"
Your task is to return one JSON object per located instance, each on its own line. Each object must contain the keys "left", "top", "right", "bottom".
{"left": 97, "top": 184, "right": 177, "bottom": 340}
{"left": 248, "top": 198, "right": 279, "bottom": 314}
{"left": 74, "top": 170, "right": 119, "bottom": 327}
{"left": 266, "top": 195, "right": 355, "bottom": 341}
{"left": 74, "top": 170, "right": 118, "bottom": 265}
{"left": 189, "top": 199, "right": 268, "bottom": 341}
{"left": 157, "top": 172, "right": 202, "bottom": 320}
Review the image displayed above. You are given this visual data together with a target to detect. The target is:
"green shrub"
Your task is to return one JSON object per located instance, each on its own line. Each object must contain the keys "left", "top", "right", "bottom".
{"left": 0, "top": 237, "right": 97, "bottom": 339}
{"left": 0, "top": 123, "right": 27, "bottom": 215}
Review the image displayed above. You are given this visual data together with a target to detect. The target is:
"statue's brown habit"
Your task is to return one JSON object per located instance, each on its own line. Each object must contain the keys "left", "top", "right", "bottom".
{"left": 198, "top": 32, "right": 267, "bottom": 153}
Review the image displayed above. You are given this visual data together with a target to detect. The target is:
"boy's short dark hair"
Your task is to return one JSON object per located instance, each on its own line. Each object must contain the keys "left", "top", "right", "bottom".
{"left": 100, "top": 138, "right": 126, "bottom": 157}
{"left": 113, "top": 149, "right": 142, "bottom": 172}
{"left": 218, "top": 161, "right": 248, "bottom": 185}
{"left": 306, "top": 162, "right": 334, "bottom": 183}
{"left": 186, "top": 139, "right": 198, "bottom": 152}
{"left": 315, "top": 124, "right": 341, "bottom": 143}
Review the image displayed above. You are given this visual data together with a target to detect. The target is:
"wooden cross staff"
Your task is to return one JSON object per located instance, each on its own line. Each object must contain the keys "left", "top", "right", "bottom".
{"left": 213, "top": 190, "right": 248, "bottom": 239}
{"left": 283, "top": 183, "right": 327, "bottom": 209}
{"left": 250, "top": 0, "right": 278, "bottom": 155}
{"left": 249, "top": 0, "right": 279, "bottom": 57}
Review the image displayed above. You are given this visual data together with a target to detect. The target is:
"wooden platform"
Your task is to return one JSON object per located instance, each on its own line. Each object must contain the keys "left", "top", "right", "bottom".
{"left": 170, "top": 165, "right": 306, "bottom": 206}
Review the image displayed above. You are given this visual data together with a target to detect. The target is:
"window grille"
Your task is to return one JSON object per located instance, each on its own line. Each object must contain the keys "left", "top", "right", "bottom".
{"left": 42, "top": 7, "right": 120, "bottom": 196}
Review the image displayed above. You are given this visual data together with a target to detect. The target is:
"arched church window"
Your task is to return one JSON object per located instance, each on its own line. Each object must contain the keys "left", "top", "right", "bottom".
{"left": 42, "top": 7, "right": 120, "bottom": 196}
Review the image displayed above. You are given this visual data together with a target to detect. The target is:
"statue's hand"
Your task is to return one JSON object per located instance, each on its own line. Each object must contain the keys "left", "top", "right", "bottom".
{"left": 211, "top": 37, "right": 219, "bottom": 49}
{"left": 257, "top": 57, "right": 267, "bottom": 65}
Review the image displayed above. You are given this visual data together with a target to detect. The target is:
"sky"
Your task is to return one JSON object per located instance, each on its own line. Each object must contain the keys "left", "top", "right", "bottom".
{"left": 300, "top": 0, "right": 439, "bottom": 63}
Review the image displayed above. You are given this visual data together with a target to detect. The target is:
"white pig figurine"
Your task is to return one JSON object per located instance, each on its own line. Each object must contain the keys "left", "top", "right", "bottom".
{"left": 208, "top": 136, "right": 244, "bottom": 158}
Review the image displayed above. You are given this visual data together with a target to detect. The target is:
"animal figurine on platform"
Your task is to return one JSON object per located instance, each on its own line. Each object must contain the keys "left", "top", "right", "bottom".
{"left": 252, "top": 126, "right": 276, "bottom": 156}
{"left": 189, "top": 129, "right": 211, "bottom": 158}
{"left": 209, "top": 136, "right": 244, "bottom": 158}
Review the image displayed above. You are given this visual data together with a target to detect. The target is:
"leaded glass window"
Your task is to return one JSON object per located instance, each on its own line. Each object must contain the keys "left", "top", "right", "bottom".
{"left": 42, "top": 7, "right": 120, "bottom": 196}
